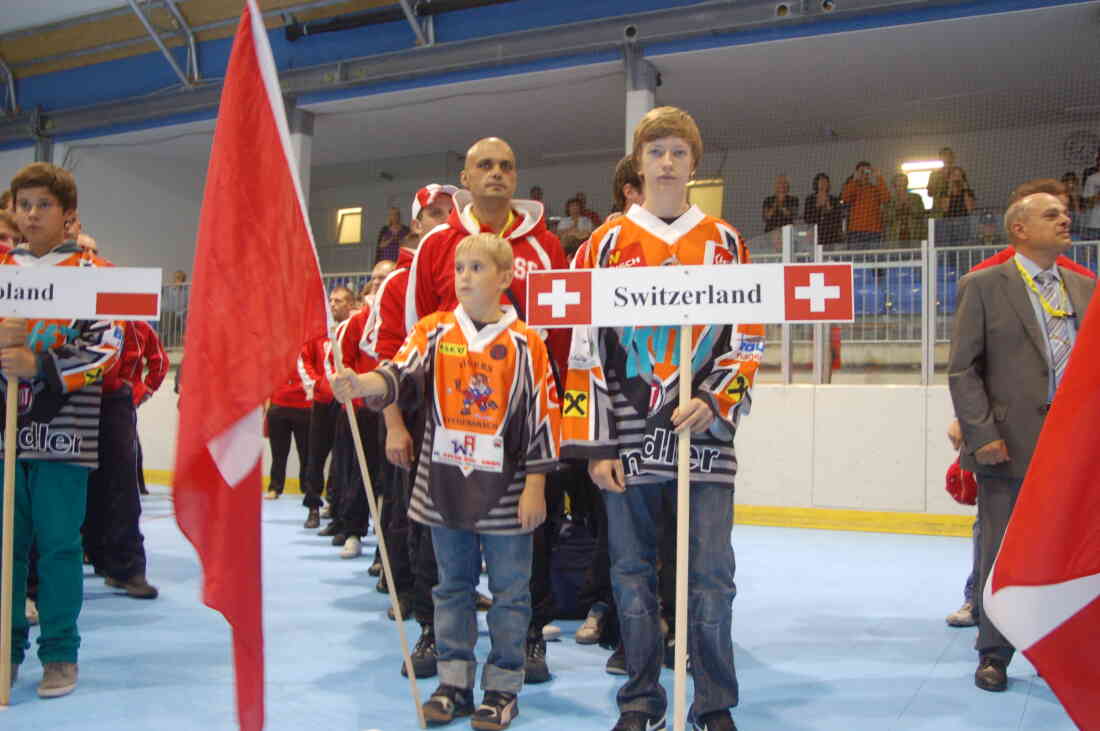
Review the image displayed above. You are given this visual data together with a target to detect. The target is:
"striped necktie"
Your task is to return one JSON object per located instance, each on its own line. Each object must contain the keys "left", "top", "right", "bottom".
{"left": 1036, "top": 271, "right": 1072, "bottom": 388}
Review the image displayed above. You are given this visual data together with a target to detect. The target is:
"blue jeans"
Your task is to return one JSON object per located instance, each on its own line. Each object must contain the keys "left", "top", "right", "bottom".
{"left": 604, "top": 481, "right": 738, "bottom": 720}
{"left": 430, "top": 526, "right": 532, "bottom": 694}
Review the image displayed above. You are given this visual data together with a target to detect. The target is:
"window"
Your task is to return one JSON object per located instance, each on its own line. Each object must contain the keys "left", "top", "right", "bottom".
{"left": 900, "top": 160, "right": 944, "bottom": 210}
{"left": 687, "top": 178, "right": 725, "bottom": 219}
{"left": 336, "top": 206, "right": 363, "bottom": 245}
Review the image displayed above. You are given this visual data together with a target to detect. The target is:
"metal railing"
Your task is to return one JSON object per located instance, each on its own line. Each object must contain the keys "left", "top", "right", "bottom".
{"left": 747, "top": 220, "right": 1098, "bottom": 384}
{"left": 156, "top": 230, "right": 1098, "bottom": 383}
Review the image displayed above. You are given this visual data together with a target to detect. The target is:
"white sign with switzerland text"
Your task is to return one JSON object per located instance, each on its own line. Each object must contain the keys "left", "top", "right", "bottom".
{"left": 526, "top": 263, "right": 855, "bottom": 328}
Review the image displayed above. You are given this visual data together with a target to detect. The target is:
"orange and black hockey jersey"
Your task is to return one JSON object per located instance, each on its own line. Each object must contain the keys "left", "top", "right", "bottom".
{"left": 373, "top": 306, "right": 560, "bottom": 534}
{"left": 0, "top": 243, "right": 123, "bottom": 469}
{"left": 561, "top": 205, "right": 765, "bottom": 487}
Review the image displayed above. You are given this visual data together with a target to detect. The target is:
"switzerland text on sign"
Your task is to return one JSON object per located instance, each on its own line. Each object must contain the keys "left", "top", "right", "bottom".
{"left": 0, "top": 267, "right": 163, "bottom": 320}
{"left": 526, "top": 263, "right": 854, "bottom": 328}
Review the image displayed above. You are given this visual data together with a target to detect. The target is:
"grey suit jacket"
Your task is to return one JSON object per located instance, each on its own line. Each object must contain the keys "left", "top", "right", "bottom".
{"left": 948, "top": 258, "right": 1095, "bottom": 478}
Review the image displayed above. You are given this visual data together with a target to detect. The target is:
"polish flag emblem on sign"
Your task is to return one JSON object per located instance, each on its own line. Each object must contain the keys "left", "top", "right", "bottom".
{"left": 527, "top": 270, "right": 592, "bottom": 326}
{"left": 783, "top": 264, "right": 854, "bottom": 321}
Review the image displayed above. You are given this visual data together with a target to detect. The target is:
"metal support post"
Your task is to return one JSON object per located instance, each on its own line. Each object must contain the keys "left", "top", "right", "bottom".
{"left": 163, "top": 0, "right": 200, "bottom": 82}
{"left": 921, "top": 218, "right": 937, "bottom": 385}
{"left": 809, "top": 229, "right": 827, "bottom": 384}
{"left": 286, "top": 99, "right": 315, "bottom": 207}
{"left": 126, "top": 0, "right": 194, "bottom": 90}
{"left": 32, "top": 107, "right": 53, "bottom": 162}
{"left": 397, "top": 0, "right": 430, "bottom": 46}
{"left": 0, "top": 55, "right": 16, "bottom": 115}
{"left": 781, "top": 224, "right": 793, "bottom": 384}
{"left": 623, "top": 40, "right": 657, "bottom": 153}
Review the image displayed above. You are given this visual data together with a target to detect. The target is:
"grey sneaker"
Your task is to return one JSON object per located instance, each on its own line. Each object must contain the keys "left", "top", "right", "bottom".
{"left": 26, "top": 598, "right": 39, "bottom": 625}
{"left": 946, "top": 601, "right": 976, "bottom": 627}
{"left": 576, "top": 602, "right": 608, "bottom": 645}
{"left": 38, "top": 662, "right": 78, "bottom": 698}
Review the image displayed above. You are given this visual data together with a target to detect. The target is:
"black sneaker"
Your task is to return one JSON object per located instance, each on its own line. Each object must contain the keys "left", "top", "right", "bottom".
{"left": 689, "top": 709, "right": 736, "bottom": 731}
{"left": 318, "top": 521, "right": 342, "bottom": 537}
{"left": 612, "top": 711, "right": 666, "bottom": 731}
{"left": 422, "top": 683, "right": 474, "bottom": 725}
{"left": 524, "top": 632, "right": 550, "bottom": 684}
{"left": 303, "top": 509, "right": 320, "bottom": 530}
{"left": 368, "top": 552, "right": 383, "bottom": 577}
{"left": 376, "top": 574, "right": 390, "bottom": 594}
{"left": 471, "top": 690, "right": 518, "bottom": 730}
{"left": 401, "top": 624, "right": 438, "bottom": 678}
{"left": 605, "top": 643, "right": 627, "bottom": 676}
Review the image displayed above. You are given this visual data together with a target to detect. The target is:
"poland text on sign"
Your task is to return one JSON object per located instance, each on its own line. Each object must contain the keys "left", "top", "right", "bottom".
{"left": 0, "top": 267, "right": 163, "bottom": 320}
{"left": 526, "top": 263, "right": 854, "bottom": 328}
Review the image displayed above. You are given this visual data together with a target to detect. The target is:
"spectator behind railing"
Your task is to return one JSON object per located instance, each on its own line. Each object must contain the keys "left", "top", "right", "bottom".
{"left": 763, "top": 174, "right": 799, "bottom": 233}
{"left": 882, "top": 173, "right": 927, "bottom": 247}
{"left": 376, "top": 206, "right": 410, "bottom": 265}
{"left": 161, "top": 269, "right": 189, "bottom": 348}
{"left": 803, "top": 172, "right": 844, "bottom": 247}
{"left": 1061, "top": 172, "right": 1087, "bottom": 239}
{"left": 558, "top": 197, "right": 593, "bottom": 240}
{"left": 1083, "top": 161, "right": 1100, "bottom": 241}
{"left": 841, "top": 161, "right": 889, "bottom": 248}
{"left": 933, "top": 166, "right": 976, "bottom": 244}
{"left": 926, "top": 146, "right": 961, "bottom": 202}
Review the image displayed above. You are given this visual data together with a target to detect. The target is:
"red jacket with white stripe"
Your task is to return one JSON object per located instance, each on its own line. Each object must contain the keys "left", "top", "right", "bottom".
{"left": 365, "top": 247, "right": 415, "bottom": 363}
{"left": 102, "top": 320, "right": 168, "bottom": 406}
{"left": 271, "top": 367, "right": 311, "bottom": 410}
{"left": 409, "top": 192, "right": 569, "bottom": 374}
{"left": 298, "top": 328, "right": 340, "bottom": 404}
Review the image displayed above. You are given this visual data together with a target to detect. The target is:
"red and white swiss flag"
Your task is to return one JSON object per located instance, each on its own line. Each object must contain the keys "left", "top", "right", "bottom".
{"left": 527, "top": 270, "right": 591, "bottom": 326}
{"left": 783, "top": 264, "right": 853, "bottom": 321}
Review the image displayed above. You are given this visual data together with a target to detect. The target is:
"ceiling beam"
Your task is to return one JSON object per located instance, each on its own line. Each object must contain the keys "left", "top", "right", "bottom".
{"left": 163, "top": 0, "right": 200, "bottom": 82}
{"left": 0, "top": 0, "right": 977, "bottom": 147}
{"left": 397, "top": 0, "right": 429, "bottom": 46}
{"left": 126, "top": 0, "right": 193, "bottom": 89}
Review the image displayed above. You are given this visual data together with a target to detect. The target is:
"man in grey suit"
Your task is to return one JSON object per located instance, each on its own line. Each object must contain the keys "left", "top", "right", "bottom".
{"left": 949, "top": 192, "right": 1094, "bottom": 693}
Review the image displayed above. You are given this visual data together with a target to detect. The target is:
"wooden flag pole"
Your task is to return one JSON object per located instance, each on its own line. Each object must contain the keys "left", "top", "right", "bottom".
{"left": 331, "top": 336, "right": 425, "bottom": 728}
{"left": 672, "top": 325, "right": 692, "bottom": 731}
{"left": 0, "top": 378, "right": 18, "bottom": 707}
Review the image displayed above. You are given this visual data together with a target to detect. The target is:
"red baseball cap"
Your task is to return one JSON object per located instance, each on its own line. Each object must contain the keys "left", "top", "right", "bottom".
{"left": 411, "top": 183, "right": 458, "bottom": 221}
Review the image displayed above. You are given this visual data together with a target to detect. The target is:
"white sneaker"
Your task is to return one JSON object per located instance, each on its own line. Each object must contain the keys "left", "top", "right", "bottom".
{"left": 340, "top": 535, "right": 362, "bottom": 559}
{"left": 575, "top": 603, "right": 607, "bottom": 645}
{"left": 946, "top": 601, "right": 976, "bottom": 627}
{"left": 26, "top": 598, "right": 39, "bottom": 625}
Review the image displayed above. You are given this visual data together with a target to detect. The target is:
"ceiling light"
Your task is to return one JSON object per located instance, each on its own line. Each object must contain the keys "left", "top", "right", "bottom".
{"left": 901, "top": 160, "right": 944, "bottom": 172}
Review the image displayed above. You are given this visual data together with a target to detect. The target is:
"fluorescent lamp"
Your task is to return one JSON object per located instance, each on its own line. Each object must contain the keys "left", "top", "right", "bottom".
{"left": 900, "top": 160, "right": 945, "bottom": 172}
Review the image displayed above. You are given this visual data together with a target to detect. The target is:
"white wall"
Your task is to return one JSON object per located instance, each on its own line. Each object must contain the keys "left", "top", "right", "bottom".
{"left": 139, "top": 382, "right": 967, "bottom": 517}
{"left": 0, "top": 147, "right": 36, "bottom": 181}
{"left": 58, "top": 143, "right": 209, "bottom": 279}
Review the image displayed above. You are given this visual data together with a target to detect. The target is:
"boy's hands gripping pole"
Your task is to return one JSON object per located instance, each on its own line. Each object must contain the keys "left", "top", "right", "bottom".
{"left": 330, "top": 356, "right": 426, "bottom": 729}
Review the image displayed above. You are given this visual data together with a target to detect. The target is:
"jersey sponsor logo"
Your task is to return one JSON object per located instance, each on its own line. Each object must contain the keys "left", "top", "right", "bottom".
{"left": 17, "top": 383, "right": 33, "bottom": 414}
{"left": 711, "top": 245, "right": 734, "bottom": 265}
{"left": 608, "top": 242, "right": 644, "bottom": 268}
{"left": 440, "top": 342, "right": 468, "bottom": 357}
{"left": 622, "top": 434, "right": 720, "bottom": 476}
{"left": 432, "top": 426, "right": 505, "bottom": 476}
{"left": 490, "top": 344, "right": 507, "bottom": 360}
{"left": 84, "top": 367, "right": 103, "bottom": 385}
{"left": 725, "top": 374, "right": 749, "bottom": 404}
{"left": 18, "top": 422, "right": 82, "bottom": 455}
{"left": 563, "top": 389, "right": 588, "bottom": 418}
{"left": 736, "top": 338, "right": 765, "bottom": 361}
{"left": 457, "top": 373, "right": 498, "bottom": 415}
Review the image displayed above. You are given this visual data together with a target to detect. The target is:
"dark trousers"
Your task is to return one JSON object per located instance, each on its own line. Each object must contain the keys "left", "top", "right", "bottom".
{"left": 975, "top": 474, "right": 1022, "bottom": 662}
{"left": 383, "top": 458, "right": 414, "bottom": 595}
{"left": 266, "top": 404, "right": 310, "bottom": 495}
{"left": 331, "top": 407, "right": 383, "bottom": 537}
{"left": 302, "top": 400, "right": 340, "bottom": 510}
{"left": 83, "top": 394, "right": 147, "bottom": 582}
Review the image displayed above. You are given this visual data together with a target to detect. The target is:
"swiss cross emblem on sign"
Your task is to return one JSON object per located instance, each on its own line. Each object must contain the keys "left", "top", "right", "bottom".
{"left": 527, "top": 270, "right": 591, "bottom": 326}
{"left": 783, "top": 264, "right": 853, "bottom": 321}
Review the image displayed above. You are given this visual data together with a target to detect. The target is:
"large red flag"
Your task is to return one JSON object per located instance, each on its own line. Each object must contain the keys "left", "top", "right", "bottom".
{"left": 984, "top": 286, "right": 1100, "bottom": 730}
{"left": 173, "top": 2, "right": 327, "bottom": 729}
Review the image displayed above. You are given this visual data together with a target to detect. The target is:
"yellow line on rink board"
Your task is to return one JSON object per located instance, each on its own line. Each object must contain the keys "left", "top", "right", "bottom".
{"left": 144, "top": 470, "right": 973, "bottom": 537}
{"left": 735, "top": 504, "right": 973, "bottom": 538}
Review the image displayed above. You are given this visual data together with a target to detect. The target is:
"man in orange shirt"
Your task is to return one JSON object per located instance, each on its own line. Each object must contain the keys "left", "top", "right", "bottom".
{"left": 841, "top": 160, "right": 889, "bottom": 248}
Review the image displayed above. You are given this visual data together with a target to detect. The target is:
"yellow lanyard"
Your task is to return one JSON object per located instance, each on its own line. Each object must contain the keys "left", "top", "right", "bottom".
{"left": 1015, "top": 259, "right": 1071, "bottom": 318}
{"left": 469, "top": 209, "right": 515, "bottom": 237}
